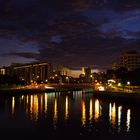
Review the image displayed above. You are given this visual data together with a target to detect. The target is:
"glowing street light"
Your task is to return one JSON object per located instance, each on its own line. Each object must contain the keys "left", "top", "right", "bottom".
{"left": 127, "top": 81, "right": 130, "bottom": 86}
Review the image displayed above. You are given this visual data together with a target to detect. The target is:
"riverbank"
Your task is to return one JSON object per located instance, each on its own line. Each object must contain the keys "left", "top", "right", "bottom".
{"left": 0, "top": 84, "right": 140, "bottom": 103}
{"left": 92, "top": 90, "right": 140, "bottom": 103}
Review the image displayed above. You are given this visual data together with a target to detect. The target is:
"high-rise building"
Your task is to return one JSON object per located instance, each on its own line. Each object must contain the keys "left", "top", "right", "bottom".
{"left": 5, "top": 62, "right": 53, "bottom": 84}
{"left": 119, "top": 51, "right": 140, "bottom": 71}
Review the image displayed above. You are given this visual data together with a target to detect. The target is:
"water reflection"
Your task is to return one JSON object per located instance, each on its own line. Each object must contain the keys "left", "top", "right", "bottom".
{"left": 12, "top": 97, "right": 15, "bottom": 115}
{"left": 5, "top": 91, "right": 134, "bottom": 134}
{"left": 53, "top": 98, "right": 58, "bottom": 128}
{"left": 44, "top": 94, "right": 48, "bottom": 114}
{"left": 112, "top": 103, "right": 116, "bottom": 128}
{"left": 94, "top": 99, "right": 100, "bottom": 122}
{"left": 118, "top": 106, "right": 122, "bottom": 132}
{"left": 126, "top": 109, "right": 131, "bottom": 132}
{"left": 81, "top": 100, "right": 86, "bottom": 127}
{"left": 65, "top": 96, "right": 69, "bottom": 120}
{"left": 89, "top": 99, "right": 93, "bottom": 124}
{"left": 30, "top": 95, "right": 39, "bottom": 121}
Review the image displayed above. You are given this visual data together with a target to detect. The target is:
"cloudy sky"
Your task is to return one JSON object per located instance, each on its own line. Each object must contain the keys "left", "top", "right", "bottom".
{"left": 0, "top": 0, "right": 140, "bottom": 69}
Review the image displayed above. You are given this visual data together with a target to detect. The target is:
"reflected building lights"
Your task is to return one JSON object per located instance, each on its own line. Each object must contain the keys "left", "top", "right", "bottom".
{"left": 26, "top": 95, "right": 29, "bottom": 104}
{"left": 12, "top": 97, "right": 15, "bottom": 115}
{"left": 21, "top": 95, "right": 24, "bottom": 100}
{"left": 81, "top": 100, "right": 86, "bottom": 127}
{"left": 44, "top": 94, "right": 48, "bottom": 114}
{"left": 40, "top": 95, "right": 43, "bottom": 114}
{"left": 26, "top": 95, "right": 29, "bottom": 114}
{"left": 109, "top": 103, "right": 116, "bottom": 128}
{"left": 118, "top": 106, "right": 122, "bottom": 132}
{"left": 89, "top": 99, "right": 93, "bottom": 124}
{"left": 94, "top": 99, "right": 100, "bottom": 122}
{"left": 126, "top": 109, "right": 131, "bottom": 132}
{"left": 65, "top": 96, "right": 69, "bottom": 120}
{"left": 53, "top": 98, "right": 58, "bottom": 128}
{"left": 30, "top": 95, "right": 39, "bottom": 121}
{"left": 109, "top": 103, "right": 112, "bottom": 123}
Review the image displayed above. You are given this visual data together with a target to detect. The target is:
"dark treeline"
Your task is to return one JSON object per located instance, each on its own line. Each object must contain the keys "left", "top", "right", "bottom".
{"left": 0, "top": 74, "right": 26, "bottom": 86}
{"left": 107, "top": 67, "right": 140, "bottom": 86}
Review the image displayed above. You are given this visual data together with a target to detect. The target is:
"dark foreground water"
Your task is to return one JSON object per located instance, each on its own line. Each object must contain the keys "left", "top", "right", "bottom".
{"left": 0, "top": 90, "right": 140, "bottom": 140}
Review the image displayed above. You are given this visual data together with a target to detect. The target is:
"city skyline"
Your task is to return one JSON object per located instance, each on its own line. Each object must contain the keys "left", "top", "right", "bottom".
{"left": 0, "top": 0, "right": 140, "bottom": 69}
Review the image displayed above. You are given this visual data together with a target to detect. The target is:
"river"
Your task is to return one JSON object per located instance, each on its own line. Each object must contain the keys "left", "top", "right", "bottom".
{"left": 0, "top": 90, "right": 140, "bottom": 140}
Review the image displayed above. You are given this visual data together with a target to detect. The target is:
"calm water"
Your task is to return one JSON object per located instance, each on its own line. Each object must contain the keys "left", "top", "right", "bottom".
{"left": 0, "top": 90, "right": 140, "bottom": 140}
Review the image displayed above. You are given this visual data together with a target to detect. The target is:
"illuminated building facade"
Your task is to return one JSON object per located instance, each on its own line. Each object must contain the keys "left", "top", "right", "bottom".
{"left": 6, "top": 62, "right": 53, "bottom": 83}
{"left": 0, "top": 67, "right": 5, "bottom": 75}
{"left": 119, "top": 51, "right": 140, "bottom": 71}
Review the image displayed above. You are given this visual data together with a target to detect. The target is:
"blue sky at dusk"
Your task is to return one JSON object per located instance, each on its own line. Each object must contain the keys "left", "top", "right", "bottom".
{"left": 0, "top": 0, "right": 140, "bottom": 69}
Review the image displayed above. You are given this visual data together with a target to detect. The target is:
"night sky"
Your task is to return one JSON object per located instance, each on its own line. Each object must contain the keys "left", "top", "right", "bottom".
{"left": 0, "top": 0, "right": 140, "bottom": 69}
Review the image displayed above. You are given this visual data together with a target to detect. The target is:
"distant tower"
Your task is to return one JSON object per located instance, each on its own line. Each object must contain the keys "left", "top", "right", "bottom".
{"left": 82, "top": 67, "right": 85, "bottom": 75}
{"left": 0, "top": 67, "right": 5, "bottom": 75}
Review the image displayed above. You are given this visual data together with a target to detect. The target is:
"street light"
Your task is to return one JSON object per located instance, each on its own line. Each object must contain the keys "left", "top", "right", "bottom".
{"left": 127, "top": 81, "right": 130, "bottom": 86}
{"left": 127, "top": 81, "right": 131, "bottom": 92}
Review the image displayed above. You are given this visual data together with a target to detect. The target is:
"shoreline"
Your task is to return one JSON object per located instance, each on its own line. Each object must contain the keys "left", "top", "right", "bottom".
{"left": 0, "top": 85, "right": 140, "bottom": 102}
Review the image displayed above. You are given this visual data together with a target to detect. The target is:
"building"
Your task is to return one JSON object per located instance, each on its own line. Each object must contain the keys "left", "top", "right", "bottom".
{"left": 0, "top": 67, "right": 5, "bottom": 75}
{"left": 119, "top": 51, "right": 140, "bottom": 71}
{"left": 54, "top": 65, "right": 71, "bottom": 76}
{"left": 5, "top": 62, "right": 53, "bottom": 84}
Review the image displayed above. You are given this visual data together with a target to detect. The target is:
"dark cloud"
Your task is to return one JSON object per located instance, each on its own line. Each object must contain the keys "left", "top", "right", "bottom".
{"left": 0, "top": 0, "right": 140, "bottom": 68}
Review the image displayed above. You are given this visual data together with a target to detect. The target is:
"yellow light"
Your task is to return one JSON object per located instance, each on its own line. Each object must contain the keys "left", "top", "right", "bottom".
{"left": 118, "top": 83, "right": 122, "bottom": 86}
{"left": 82, "top": 67, "right": 85, "bottom": 75}
{"left": 30, "top": 95, "right": 39, "bottom": 121}
{"left": 40, "top": 95, "right": 43, "bottom": 114}
{"left": 94, "top": 99, "right": 100, "bottom": 122}
{"left": 66, "top": 76, "right": 69, "bottom": 79}
{"left": 53, "top": 98, "right": 58, "bottom": 127}
{"left": 26, "top": 95, "right": 29, "bottom": 104}
{"left": 96, "top": 83, "right": 100, "bottom": 85}
{"left": 89, "top": 99, "right": 93, "bottom": 124}
{"left": 12, "top": 97, "right": 15, "bottom": 115}
{"left": 81, "top": 100, "right": 86, "bottom": 127}
{"left": 109, "top": 103, "right": 116, "bottom": 128}
{"left": 45, "top": 94, "right": 48, "bottom": 114}
{"left": 109, "top": 83, "right": 112, "bottom": 86}
{"left": 21, "top": 95, "right": 24, "bottom": 100}
{"left": 65, "top": 96, "right": 69, "bottom": 120}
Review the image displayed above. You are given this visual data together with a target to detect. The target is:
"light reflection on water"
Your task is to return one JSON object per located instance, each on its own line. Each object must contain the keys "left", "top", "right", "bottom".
{"left": 94, "top": 99, "right": 100, "bottom": 122}
{"left": 12, "top": 97, "right": 15, "bottom": 115}
{"left": 65, "top": 96, "right": 69, "bottom": 120}
{"left": 109, "top": 103, "right": 116, "bottom": 128}
{"left": 89, "top": 99, "right": 93, "bottom": 124}
{"left": 53, "top": 98, "right": 58, "bottom": 128}
{"left": 126, "top": 109, "right": 131, "bottom": 132}
{"left": 81, "top": 100, "right": 86, "bottom": 127}
{"left": 118, "top": 106, "right": 122, "bottom": 132}
{"left": 5, "top": 91, "right": 134, "bottom": 135}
